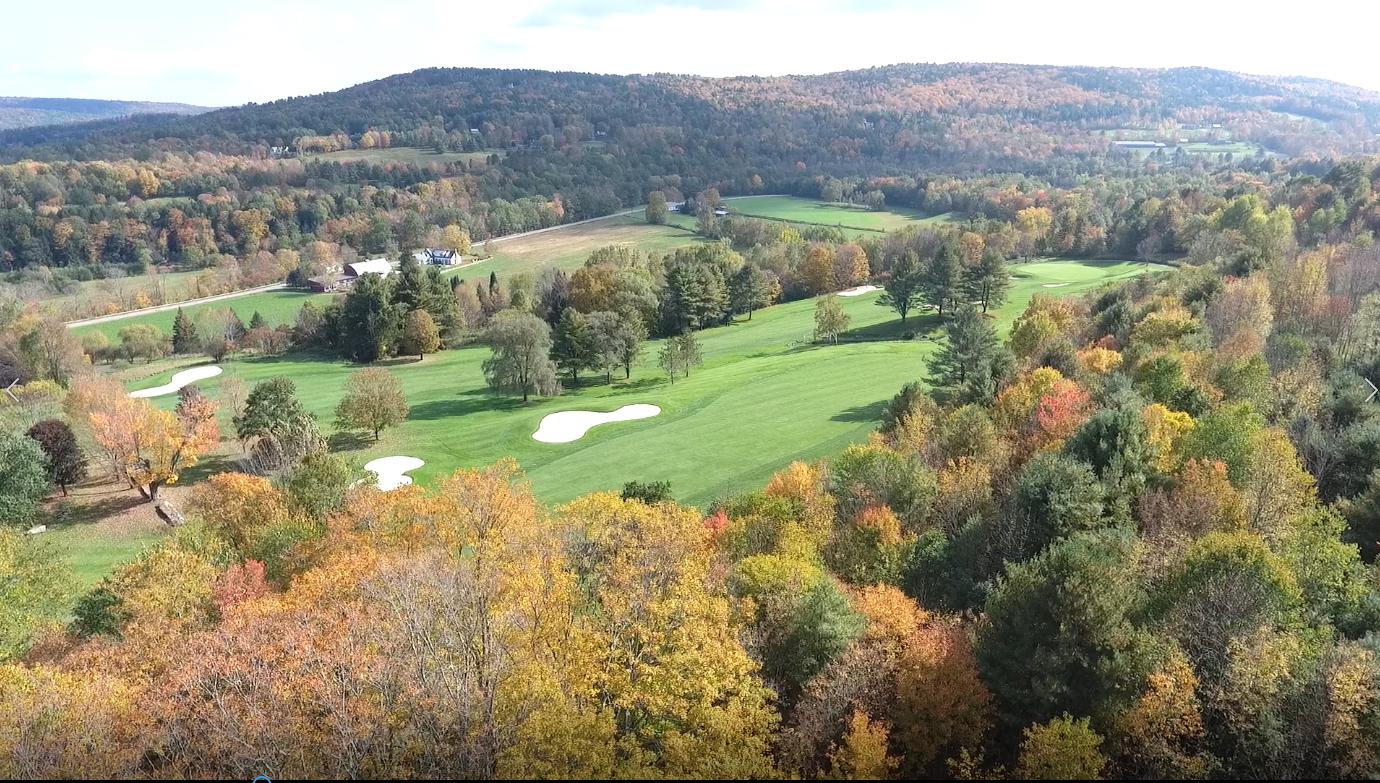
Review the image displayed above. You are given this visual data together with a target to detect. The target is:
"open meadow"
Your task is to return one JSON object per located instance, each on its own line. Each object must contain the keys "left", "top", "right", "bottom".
{"left": 305, "top": 146, "right": 502, "bottom": 166}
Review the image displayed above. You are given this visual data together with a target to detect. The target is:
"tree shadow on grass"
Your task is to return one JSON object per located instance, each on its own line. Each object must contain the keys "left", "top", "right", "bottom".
{"left": 328, "top": 430, "right": 373, "bottom": 453}
{"left": 610, "top": 376, "right": 667, "bottom": 393}
{"left": 46, "top": 492, "right": 146, "bottom": 529}
{"left": 831, "top": 399, "right": 888, "bottom": 424}
{"left": 179, "top": 453, "right": 239, "bottom": 484}
{"left": 408, "top": 394, "right": 527, "bottom": 421}
{"left": 844, "top": 312, "right": 942, "bottom": 342}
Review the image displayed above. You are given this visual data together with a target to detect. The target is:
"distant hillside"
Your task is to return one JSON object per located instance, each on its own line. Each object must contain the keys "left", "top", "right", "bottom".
{"left": 2, "top": 64, "right": 1379, "bottom": 168}
{"left": 0, "top": 97, "right": 212, "bottom": 131}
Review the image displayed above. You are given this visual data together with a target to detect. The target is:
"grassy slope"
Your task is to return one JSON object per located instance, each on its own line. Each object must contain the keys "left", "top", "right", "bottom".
{"left": 305, "top": 147, "right": 501, "bottom": 165}
{"left": 726, "top": 196, "right": 960, "bottom": 233}
{"left": 73, "top": 290, "right": 341, "bottom": 342}
{"left": 127, "top": 258, "right": 1163, "bottom": 509}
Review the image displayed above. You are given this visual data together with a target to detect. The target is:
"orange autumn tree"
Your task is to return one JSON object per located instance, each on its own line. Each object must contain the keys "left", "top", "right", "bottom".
{"left": 69, "top": 377, "right": 219, "bottom": 505}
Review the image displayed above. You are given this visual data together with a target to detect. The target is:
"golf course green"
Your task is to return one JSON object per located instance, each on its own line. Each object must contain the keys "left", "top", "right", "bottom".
{"left": 126, "top": 257, "right": 1165, "bottom": 507}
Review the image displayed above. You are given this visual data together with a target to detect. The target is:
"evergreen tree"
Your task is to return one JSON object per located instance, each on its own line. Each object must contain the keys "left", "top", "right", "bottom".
{"left": 550, "top": 307, "right": 596, "bottom": 385}
{"left": 248, "top": 310, "right": 267, "bottom": 330}
{"left": 171, "top": 307, "right": 199, "bottom": 354}
{"left": 966, "top": 250, "right": 1010, "bottom": 313}
{"left": 922, "top": 243, "right": 964, "bottom": 320}
{"left": 392, "top": 253, "right": 428, "bottom": 314}
{"left": 927, "top": 304, "right": 1010, "bottom": 404}
{"left": 877, "top": 250, "right": 924, "bottom": 323}
{"left": 338, "top": 273, "right": 398, "bottom": 362}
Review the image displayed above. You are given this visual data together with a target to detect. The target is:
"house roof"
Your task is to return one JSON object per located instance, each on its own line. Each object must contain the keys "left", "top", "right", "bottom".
{"left": 345, "top": 258, "right": 393, "bottom": 277}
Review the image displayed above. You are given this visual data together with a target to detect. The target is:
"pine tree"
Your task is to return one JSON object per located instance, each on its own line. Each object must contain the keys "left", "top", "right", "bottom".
{"left": 927, "top": 304, "right": 1010, "bottom": 404}
{"left": 922, "top": 243, "right": 964, "bottom": 320}
{"left": 171, "top": 307, "right": 199, "bottom": 354}
{"left": 965, "top": 250, "right": 1010, "bottom": 313}
{"left": 550, "top": 307, "right": 595, "bottom": 385}
{"left": 877, "top": 250, "right": 923, "bottom": 323}
{"left": 248, "top": 310, "right": 267, "bottom": 330}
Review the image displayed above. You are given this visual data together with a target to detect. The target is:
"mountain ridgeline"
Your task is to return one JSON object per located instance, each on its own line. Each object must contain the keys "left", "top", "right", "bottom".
{"left": 0, "top": 97, "right": 211, "bottom": 131}
{"left": 3, "top": 64, "right": 1379, "bottom": 175}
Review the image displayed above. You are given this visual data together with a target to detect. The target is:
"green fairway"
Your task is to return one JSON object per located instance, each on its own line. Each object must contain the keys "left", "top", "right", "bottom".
{"left": 725, "top": 195, "right": 959, "bottom": 233}
{"left": 124, "top": 258, "right": 1163, "bottom": 509}
{"left": 72, "top": 289, "right": 340, "bottom": 342}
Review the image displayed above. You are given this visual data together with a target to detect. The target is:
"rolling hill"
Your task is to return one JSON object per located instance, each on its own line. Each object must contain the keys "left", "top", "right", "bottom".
{"left": 0, "top": 96, "right": 212, "bottom": 130}
{"left": 2, "top": 64, "right": 1378, "bottom": 167}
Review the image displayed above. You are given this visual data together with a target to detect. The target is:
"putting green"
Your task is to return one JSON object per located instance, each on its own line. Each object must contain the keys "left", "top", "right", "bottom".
{"left": 127, "top": 257, "right": 1164, "bottom": 508}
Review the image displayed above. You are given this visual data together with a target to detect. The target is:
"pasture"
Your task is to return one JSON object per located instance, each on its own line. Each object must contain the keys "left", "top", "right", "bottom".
{"left": 724, "top": 195, "right": 959, "bottom": 233}
{"left": 306, "top": 146, "right": 502, "bottom": 166}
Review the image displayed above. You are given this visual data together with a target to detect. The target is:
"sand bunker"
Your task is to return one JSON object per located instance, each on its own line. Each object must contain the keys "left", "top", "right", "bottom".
{"left": 129, "top": 365, "right": 223, "bottom": 398}
{"left": 837, "top": 285, "right": 882, "bottom": 297}
{"left": 364, "top": 456, "right": 425, "bottom": 491}
{"left": 1042, "top": 283, "right": 1071, "bottom": 288}
{"left": 533, "top": 404, "right": 661, "bottom": 443}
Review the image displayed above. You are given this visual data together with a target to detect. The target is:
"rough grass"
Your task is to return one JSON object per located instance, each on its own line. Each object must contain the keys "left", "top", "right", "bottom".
{"left": 305, "top": 146, "right": 502, "bottom": 165}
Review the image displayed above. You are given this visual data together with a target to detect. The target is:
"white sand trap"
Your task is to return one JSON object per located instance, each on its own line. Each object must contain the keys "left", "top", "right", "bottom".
{"left": 837, "top": 285, "right": 882, "bottom": 297}
{"left": 129, "top": 365, "right": 223, "bottom": 398}
{"left": 533, "top": 404, "right": 661, "bottom": 443}
{"left": 1042, "top": 283, "right": 1071, "bottom": 288}
{"left": 364, "top": 456, "right": 425, "bottom": 491}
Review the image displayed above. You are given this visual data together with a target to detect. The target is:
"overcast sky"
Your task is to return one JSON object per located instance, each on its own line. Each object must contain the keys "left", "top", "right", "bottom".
{"left": 7, "top": 0, "right": 1378, "bottom": 106}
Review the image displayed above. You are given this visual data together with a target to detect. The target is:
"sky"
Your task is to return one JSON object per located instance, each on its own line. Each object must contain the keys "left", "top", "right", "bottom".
{"left": 6, "top": 0, "right": 1379, "bottom": 106}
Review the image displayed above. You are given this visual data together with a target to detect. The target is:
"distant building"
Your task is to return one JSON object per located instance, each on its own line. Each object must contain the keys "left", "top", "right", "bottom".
{"left": 344, "top": 258, "right": 393, "bottom": 279}
{"left": 307, "top": 258, "right": 393, "bottom": 293}
{"left": 666, "top": 201, "right": 685, "bottom": 213}
{"left": 1113, "top": 140, "right": 1167, "bottom": 149}
{"left": 413, "top": 248, "right": 460, "bottom": 266}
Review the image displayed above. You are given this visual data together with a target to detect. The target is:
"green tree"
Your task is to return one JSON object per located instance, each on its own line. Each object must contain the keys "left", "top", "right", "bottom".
{"left": 764, "top": 577, "right": 866, "bottom": 700}
{"left": 233, "top": 377, "right": 313, "bottom": 443}
{"left": 1001, "top": 452, "right": 1107, "bottom": 563}
{"left": 171, "top": 307, "right": 199, "bottom": 354}
{"left": 0, "top": 431, "right": 51, "bottom": 527}
{"left": 550, "top": 307, "right": 596, "bottom": 385}
{"left": 0, "top": 529, "right": 70, "bottom": 659}
{"left": 334, "top": 367, "right": 409, "bottom": 441}
{"left": 481, "top": 310, "right": 560, "bottom": 402}
{"left": 730, "top": 263, "right": 778, "bottom": 320}
{"left": 927, "top": 304, "right": 1010, "bottom": 404}
{"left": 117, "top": 323, "right": 166, "bottom": 363}
{"left": 877, "top": 250, "right": 924, "bottom": 323}
{"left": 922, "top": 243, "right": 964, "bottom": 320}
{"left": 338, "top": 273, "right": 399, "bottom": 362}
{"left": 813, "top": 295, "right": 850, "bottom": 344}
{"left": 646, "top": 190, "right": 668, "bottom": 225}
{"left": 977, "top": 531, "right": 1156, "bottom": 731}
{"left": 621, "top": 480, "right": 672, "bottom": 504}
{"left": 966, "top": 250, "right": 1010, "bottom": 313}
{"left": 248, "top": 310, "right": 267, "bottom": 331}
{"left": 1017, "top": 714, "right": 1107, "bottom": 780}
{"left": 400, "top": 309, "right": 441, "bottom": 360}
{"left": 283, "top": 452, "right": 356, "bottom": 518}
{"left": 657, "top": 331, "right": 703, "bottom": 383}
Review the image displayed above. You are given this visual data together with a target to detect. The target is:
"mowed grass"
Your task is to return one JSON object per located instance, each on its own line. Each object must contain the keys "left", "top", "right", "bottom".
{"left": 726, "top": 195, "right": 959, "bottom": 233}
{"left": 125, "top": 258, "right": 1164, "bottom": 509}
{"left": 472, "top": 214, "right": 705, "bottom": 281}
{"left": 72, "top": 289, "right": 340, "bottom": 342}
{"left": 305, "top": 147, "right": 502, "bottom": 166}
